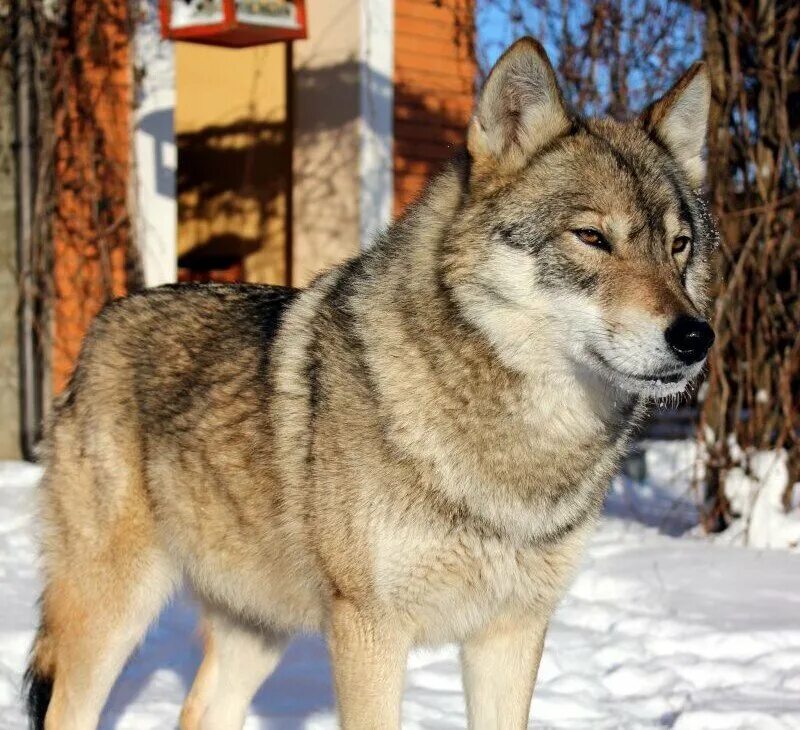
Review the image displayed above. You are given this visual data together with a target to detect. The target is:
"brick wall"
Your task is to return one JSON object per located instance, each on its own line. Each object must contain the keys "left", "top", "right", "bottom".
{"left": 394, "top": 0, "right": 475, "bottom": 213}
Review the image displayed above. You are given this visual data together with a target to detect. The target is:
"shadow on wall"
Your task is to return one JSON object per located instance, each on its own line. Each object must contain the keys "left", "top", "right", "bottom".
{"left": 138, "top": 108, "right": 176, "bottom": 198}
{"left": 177, "top": 59, "right": 471, "bottom": 284}
{"left": 290, "top": 58, "right": 366, "bottom": 270}
{"left": 294, "top": 59, "right": 472, "bottom": 215}
{"left": 177, "top": 117, "right": 289, "bottom": 271}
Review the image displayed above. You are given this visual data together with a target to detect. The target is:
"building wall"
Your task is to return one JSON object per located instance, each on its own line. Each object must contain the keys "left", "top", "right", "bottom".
{"left": 291, "top": 0, "right": 363, "bottom": 285}
{"left": 393, "top": 0, "right": 475, "bottom": 213}
{"left": 292, "top": 0, "right": 395, "bottom": 284}
{"left": 176, "top": 43, "right": 289, "bottom": 285}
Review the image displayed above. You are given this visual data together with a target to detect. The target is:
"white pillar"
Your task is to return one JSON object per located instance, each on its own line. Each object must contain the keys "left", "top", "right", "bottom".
{"left": 134, "top": 0, "right": 177, "bottom": 287}
{"left": 359, "top": 0, "right": 394, "bottom": 249}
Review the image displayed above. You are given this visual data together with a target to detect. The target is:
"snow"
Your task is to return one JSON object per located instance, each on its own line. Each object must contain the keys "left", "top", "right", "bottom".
{"left": 2, "top": 446, "right": 800, "bottom": 729}
{"left": 722, "top": 450, "right": 800, "bottom": 551}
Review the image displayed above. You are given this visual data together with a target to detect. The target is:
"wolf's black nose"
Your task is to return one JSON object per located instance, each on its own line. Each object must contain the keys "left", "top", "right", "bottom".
{"left": 665, "top": 315, "right": 715, "bottom": 364}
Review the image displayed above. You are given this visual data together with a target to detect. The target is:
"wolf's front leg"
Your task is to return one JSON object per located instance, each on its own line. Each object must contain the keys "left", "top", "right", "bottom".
{"left": 328, "top": 599, "right": 410, "bottom": 730}
{"left": 461, "top": 612, "right": 550, "bottom": 729}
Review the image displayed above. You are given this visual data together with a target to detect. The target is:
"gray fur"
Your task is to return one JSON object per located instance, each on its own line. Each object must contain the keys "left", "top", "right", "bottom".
{"left": 26, "top": 38, "right": 715, "bottom": 730}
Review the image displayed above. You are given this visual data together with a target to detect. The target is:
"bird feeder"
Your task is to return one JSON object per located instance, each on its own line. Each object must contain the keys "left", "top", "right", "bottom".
{"left": 160, "top": 0, "right": 307, "bottom": 47}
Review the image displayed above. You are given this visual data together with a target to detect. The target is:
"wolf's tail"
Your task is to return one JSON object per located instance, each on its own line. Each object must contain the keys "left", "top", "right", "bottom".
{"left": 23, "top": 619, "right": 55, "bottom": 730}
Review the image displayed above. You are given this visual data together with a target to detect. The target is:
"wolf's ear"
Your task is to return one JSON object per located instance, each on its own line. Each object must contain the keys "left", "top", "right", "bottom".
{"left": 640, "top": 62, "right": 711, "bottom": 187}
{"left": 468, "top": 37, "right": 570, "bottom": 174}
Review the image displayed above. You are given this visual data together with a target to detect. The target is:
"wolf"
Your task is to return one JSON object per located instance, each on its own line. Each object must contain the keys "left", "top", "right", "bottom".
{"left": 25, "top": 37, "right": 715, "bottom": 730}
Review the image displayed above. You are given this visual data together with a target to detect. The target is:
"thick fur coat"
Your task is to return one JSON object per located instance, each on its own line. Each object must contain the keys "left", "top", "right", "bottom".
{"left": 26, "top": 38, "right": 716, "bottom": 730}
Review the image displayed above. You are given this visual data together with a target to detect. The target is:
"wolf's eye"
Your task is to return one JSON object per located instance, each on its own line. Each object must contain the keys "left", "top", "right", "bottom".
{"left": 672, "top": 236, "right": 691, "bottom": 255}
{"left": 573, "top": 228, "right": 611, "bottom": 252}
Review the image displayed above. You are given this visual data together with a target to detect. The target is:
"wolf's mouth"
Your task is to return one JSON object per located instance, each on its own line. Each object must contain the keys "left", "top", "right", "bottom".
{"left": 624, "top": 369, "right": 686, "bottom": 384}
{"left": 588, "top": 350, "right": 688, "bottom": 387}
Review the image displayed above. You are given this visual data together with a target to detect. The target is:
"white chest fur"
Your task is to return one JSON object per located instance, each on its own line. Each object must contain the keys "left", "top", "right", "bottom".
{"left": 370, "top": 512, "right": 593, "bottom": 645}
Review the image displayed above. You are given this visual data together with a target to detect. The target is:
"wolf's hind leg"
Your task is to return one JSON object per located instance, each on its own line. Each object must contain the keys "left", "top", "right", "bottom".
{"left": 180, "top": 610, "right": 288, "bottom": 730}
{"left": 27, "top": 547, "right": 176, "bottom": 730}
{"left": 460, "top": 612, "right": 549, "bottom": 730}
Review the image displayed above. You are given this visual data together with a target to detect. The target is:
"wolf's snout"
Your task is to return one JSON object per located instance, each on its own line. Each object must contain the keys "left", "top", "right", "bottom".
{"left": 665, "top": 315, "right": 715, "bottom": 364}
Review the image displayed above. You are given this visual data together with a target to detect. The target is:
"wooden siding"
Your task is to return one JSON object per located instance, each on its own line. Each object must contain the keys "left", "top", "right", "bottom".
{"left": 394, "top": 0, "right": 475, "bottom": 213}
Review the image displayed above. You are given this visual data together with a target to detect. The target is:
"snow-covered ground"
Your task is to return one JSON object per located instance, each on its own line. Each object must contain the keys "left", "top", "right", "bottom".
{"left": 1, "top": 446, "right": 799, "bottom": 729}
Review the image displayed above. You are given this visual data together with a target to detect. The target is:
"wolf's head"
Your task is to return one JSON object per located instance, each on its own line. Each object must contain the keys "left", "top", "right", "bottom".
{"left": 447, "top": 38, "right": 716, "bottom": 399}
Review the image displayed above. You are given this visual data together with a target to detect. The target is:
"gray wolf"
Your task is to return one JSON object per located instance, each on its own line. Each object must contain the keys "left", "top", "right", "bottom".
{"left": 25, "top": 37, "right": 715, "bottom": 729}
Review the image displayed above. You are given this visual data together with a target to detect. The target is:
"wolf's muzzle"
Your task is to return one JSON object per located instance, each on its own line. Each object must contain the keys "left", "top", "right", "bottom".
{"left": 665, "top": 315, "right": 715, "bottom": 364}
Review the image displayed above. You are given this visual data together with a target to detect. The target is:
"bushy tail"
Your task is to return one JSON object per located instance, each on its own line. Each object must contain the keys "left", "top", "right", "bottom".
{"left": 23, "top": 621, "right": 54, "bottom": 730}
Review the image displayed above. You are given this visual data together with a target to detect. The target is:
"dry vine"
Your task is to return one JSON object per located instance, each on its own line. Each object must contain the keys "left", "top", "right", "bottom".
{"left": 4, "top": 0, "right": 139, "bottom": 431}
{"left": 700, "top": 0, "right": 799, "bottom": 528}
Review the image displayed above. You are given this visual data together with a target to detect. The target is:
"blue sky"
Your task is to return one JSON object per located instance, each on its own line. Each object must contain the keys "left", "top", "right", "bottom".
{"left": 474, "top": 0, "right": 705, "bottom": 116}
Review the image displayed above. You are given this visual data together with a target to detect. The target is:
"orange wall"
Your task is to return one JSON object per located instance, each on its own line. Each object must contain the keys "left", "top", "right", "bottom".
{"left": 52, "top": 0, "right": 132, "bottom": 393}
{"left": 394, "top": 0, "right": 476, "bottom": 212}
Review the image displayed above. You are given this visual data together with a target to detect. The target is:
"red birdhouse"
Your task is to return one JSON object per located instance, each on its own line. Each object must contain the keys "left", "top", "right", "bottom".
{"left": 160, "top": 0, "right": 307, "bottom": 47}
